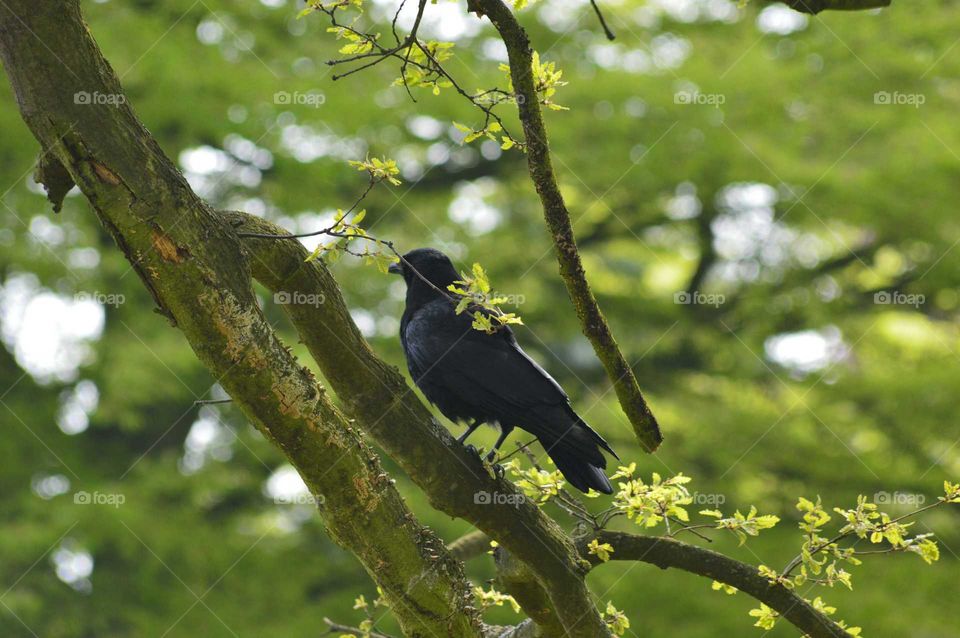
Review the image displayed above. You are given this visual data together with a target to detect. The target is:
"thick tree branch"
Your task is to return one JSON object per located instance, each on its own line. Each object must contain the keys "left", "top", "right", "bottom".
{"left": 493, "top": 547, "right": 565, "bottom": 637}
{"left": 468, "top": 0, "right": 663, "bottom": 453}
{"left": 0, "top": 2, "right": 906, "bottom": 638}
{"left": 576, "top": 532, "right": 849, "bottom": 638}
{"left": 448, "top": 530, "right": 493, "bottom": 561}
{"left": 685, "top": 208, "right": 717, "bottom": 299}
{"left": 460, "top": 0, "right": 890, "bottom": 449}
{"left": 0, "top": 4, "right": 481, "bottom": 637}
{"left": 227, "top": 211, "right": 610, "bottom": 637}
{"left": 449, "top": 527, "right": 850, "bottom": 637}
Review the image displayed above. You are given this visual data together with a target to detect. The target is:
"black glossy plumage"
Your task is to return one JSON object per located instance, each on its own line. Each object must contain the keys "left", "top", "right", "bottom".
{"left": 389, "top": 248, "right": 619, "bottom": 494}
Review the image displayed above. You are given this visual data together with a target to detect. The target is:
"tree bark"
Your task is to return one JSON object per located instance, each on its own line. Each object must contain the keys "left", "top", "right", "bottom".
{"left": 0, "top": 2, "right": 871, "bottom": 637}
{"left": 470, "top": 0, "right": 663, "bottom": 453}
{"left": 576, "top": 532, "right": 849, "bottom": 638}
{"left": 0, "top": 3, "right": 480, "bottom": 636}
{"left": 227, "top": 211, "right": 610, "bottom": 637}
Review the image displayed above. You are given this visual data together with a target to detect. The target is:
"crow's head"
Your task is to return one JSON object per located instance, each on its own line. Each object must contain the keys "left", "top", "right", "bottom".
{"left": 389, "top": 247, "right": 460, "bottom": 292}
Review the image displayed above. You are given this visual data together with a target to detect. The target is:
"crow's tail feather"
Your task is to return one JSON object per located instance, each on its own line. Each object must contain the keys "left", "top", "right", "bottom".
{"left": 520, "top": 406, "right": 618, "bottom": 494}
{"left": 575, "top": 416, "right": 620, "bottom": 461}
{"left": 546, "top": 445, "right": 614, "bottom": 494}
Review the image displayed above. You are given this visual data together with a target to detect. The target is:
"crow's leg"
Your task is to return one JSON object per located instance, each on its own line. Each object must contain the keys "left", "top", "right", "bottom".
{"left": 485, "top": 426, "right": 513, "bottom": 463}
{"left": 457, "top": 419, "right": 483, "bottom": 444}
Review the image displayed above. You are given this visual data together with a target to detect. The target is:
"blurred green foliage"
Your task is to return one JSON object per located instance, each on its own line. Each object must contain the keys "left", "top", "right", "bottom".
{"left": 1, "top": 0, "right": 958, "bottom": 635}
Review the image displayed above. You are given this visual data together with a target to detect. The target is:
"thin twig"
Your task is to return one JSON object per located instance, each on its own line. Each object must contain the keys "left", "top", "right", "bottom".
{"left": 236, "top": 178, "right": 376, "bottom": 241}
{"left": 517, "top": 444, "right": 597, "bottom": 526}
{"left": 666, "top": 519, "right": 714, "bottom": 543}
{"left": 781, "top": 499, "right": 948, "bottom": 577}
{"left": 497, "top": 439, "right": 539, "bottom": 462}
{"left": 589, "top": 0, "right": 616, "bottom": 41}
{"left": 323, "top": 617, "right": 395, "bottom": 638}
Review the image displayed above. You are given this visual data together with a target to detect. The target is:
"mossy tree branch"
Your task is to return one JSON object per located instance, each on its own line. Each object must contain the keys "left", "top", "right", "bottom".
{"left": 463, "top": 0, "right": 892, "bottom": 452}
{"left": 493, "top": 547, "right": 566, "bottom": 637}
{"left": 0, "top": 3, "right": 481, "bottom": 637}
{"left": 227, "top": 211, "right": 610, "bottom": 637}
{"left": 576, "top": 532, "right": 849, "bottom": 638}
{"left": 0, "top": 1, "right": 891, "bottom": 637}
{"left": 447, "top": 530, "right": 563, "bottom": 637}
{"left": 446, "top": 528, "right": 850, "bottom": 637}
{"left": 468, "top": 0, "right": 663, "bottom": 453}
{"left": 229, "top": 213, "right": 851, "bottom": 637}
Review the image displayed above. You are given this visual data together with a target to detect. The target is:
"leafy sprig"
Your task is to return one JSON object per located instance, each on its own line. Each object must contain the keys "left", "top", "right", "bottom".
{"left": 743, "top": 484, "right": 959, "bottom": 634}
{"left": 473, "top": 585, "right": 521, "bottom": 614}
{"left": 602, "top": 601, "right": 630, "bottom": 636}
{"left": 447, "top": 263, "right": 524, "bottom": 334}
{"left": 498, "top": 51, "right": 569, "bottom": 111}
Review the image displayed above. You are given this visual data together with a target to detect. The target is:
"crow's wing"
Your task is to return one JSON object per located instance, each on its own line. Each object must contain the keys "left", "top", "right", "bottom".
{"left": 404, "top": 308, "right": 569, "bottom": 417}
{"left": 403, "top": 301, "right": 617, "bottom": 493}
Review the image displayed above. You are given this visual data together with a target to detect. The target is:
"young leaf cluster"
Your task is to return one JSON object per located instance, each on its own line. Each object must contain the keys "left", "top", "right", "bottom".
{"left": 446, "top": 263, "right": 524, "bottom": 334}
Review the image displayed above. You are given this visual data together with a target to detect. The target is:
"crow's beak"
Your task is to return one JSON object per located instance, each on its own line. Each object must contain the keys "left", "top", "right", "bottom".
{"left": 388, "top": 262, "right": 403, "bottom": 275}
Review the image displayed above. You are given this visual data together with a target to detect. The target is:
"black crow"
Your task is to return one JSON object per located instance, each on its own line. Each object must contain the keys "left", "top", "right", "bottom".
{"left": 389, "top": 247, "right": 619, "bottom": 494}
